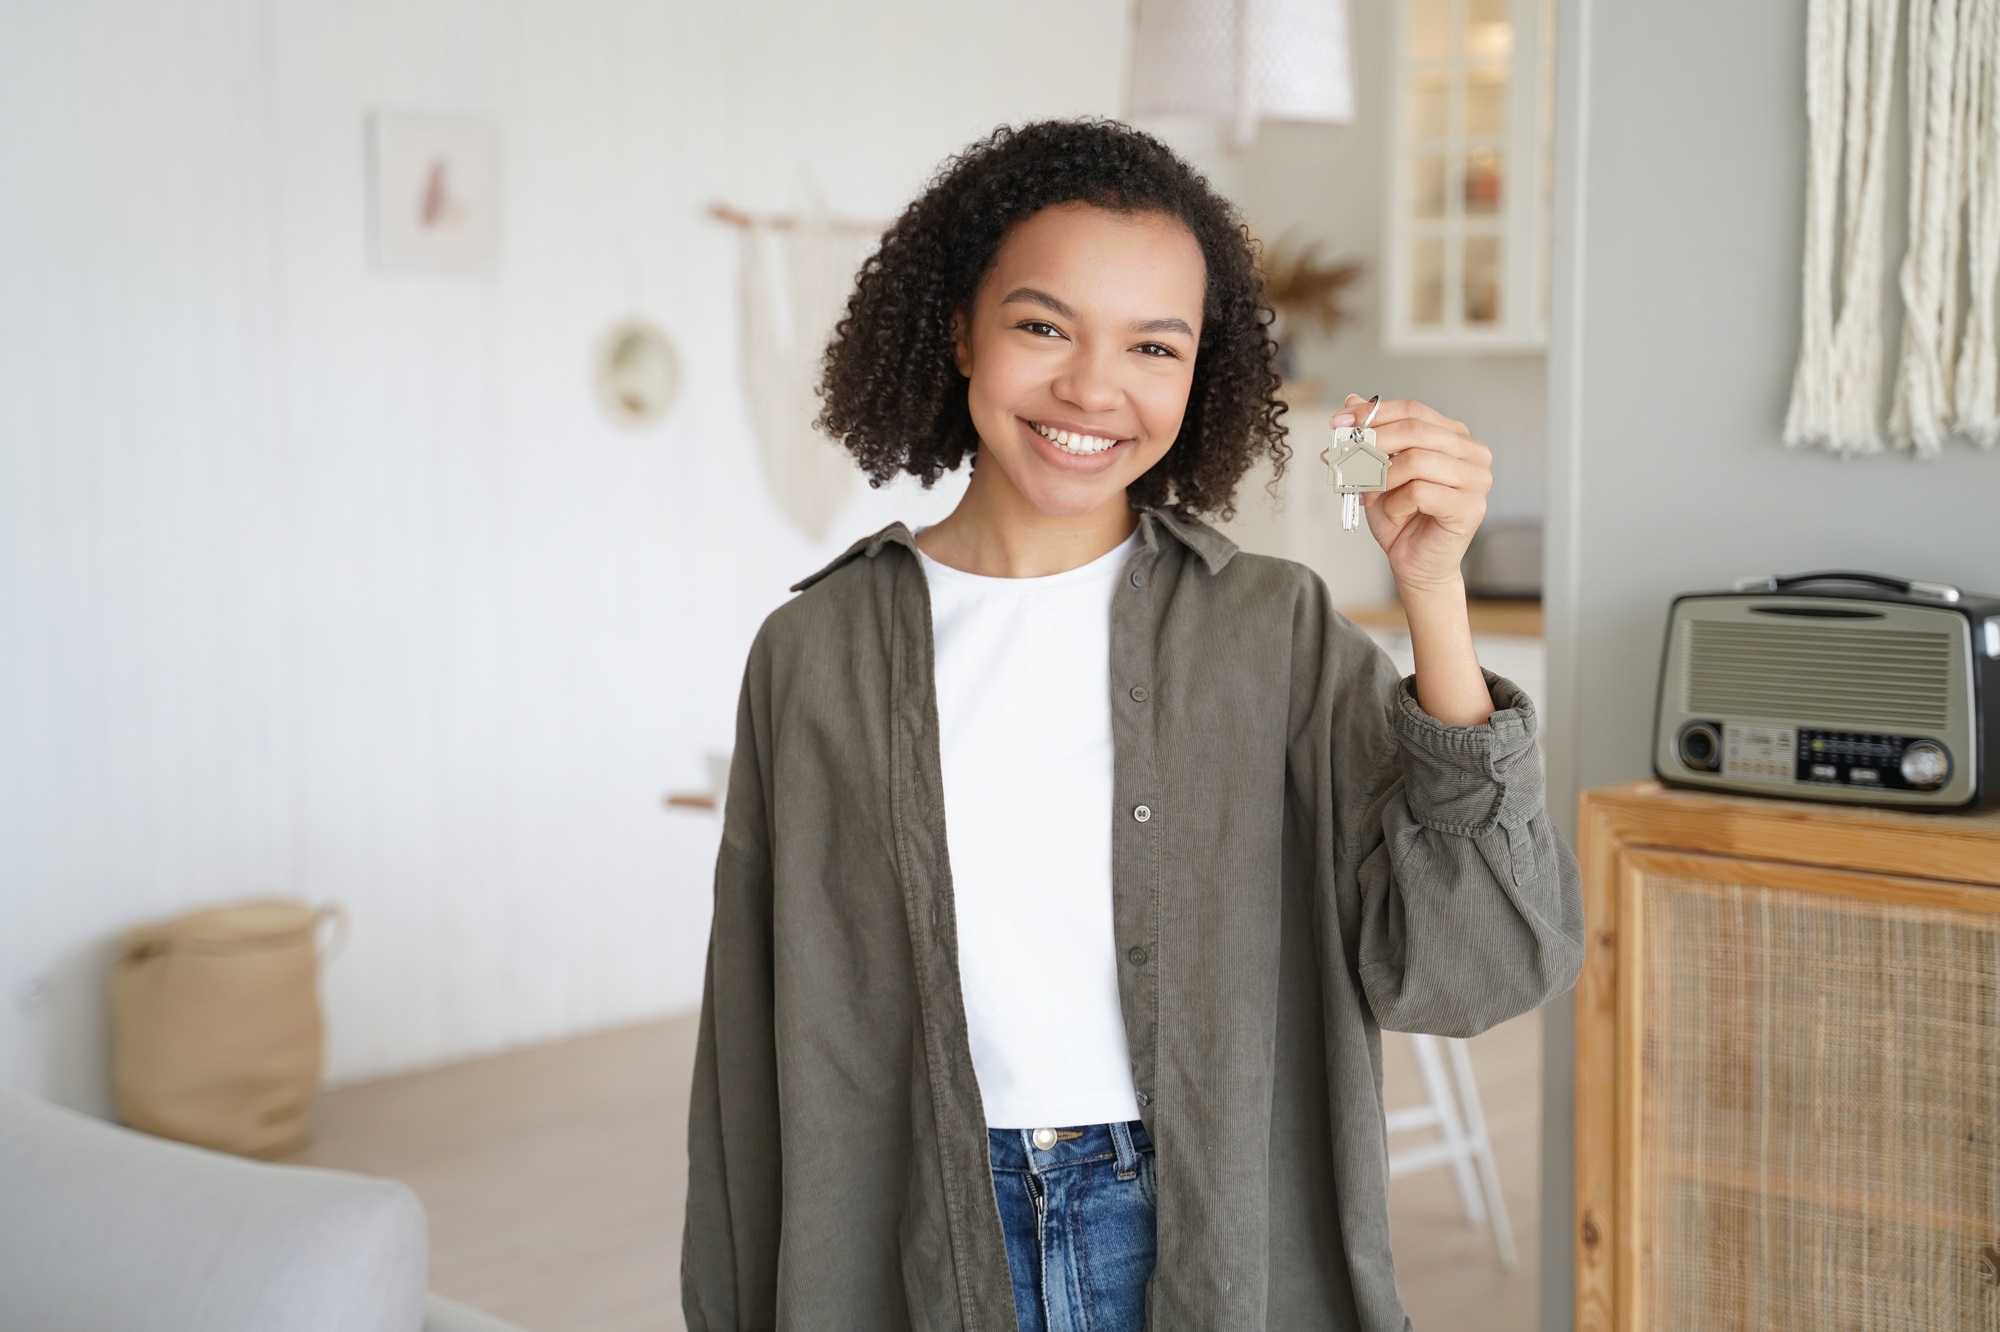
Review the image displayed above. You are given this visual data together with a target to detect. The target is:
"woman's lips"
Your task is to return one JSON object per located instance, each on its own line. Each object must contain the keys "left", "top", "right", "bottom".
{"left": 1019, "top": 417, "right": 1129, "bottom": 471}
{"left": 1031, "top": 421, "right": 1122, "bottom": 455}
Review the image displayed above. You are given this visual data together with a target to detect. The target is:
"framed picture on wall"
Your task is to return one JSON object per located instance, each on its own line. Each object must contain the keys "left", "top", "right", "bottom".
{"left": 366, "top": 111, "right": 500, "bottom": 272}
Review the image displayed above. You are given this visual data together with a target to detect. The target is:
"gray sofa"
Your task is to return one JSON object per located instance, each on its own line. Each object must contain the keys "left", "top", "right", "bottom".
{"left": 0, "top": 1087, "right": 528, "bottom": 1332}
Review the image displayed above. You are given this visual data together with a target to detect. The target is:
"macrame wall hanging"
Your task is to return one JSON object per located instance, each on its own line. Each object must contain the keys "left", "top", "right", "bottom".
{"left": 711, "top": 202, "right": 880, "bottom": 540}
{"left": 1785, "top": 0, "right": 2000, "bottom": 456}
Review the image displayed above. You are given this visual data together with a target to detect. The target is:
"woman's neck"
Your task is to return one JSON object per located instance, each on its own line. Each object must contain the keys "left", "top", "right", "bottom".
{"left": 916, "top": 452, "right": 1139, "bottom": 578}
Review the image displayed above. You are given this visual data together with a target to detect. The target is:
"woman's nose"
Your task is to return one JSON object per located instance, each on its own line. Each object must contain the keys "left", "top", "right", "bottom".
{"left": 1052, "top": 345, "right": 1122, "bottom": 413}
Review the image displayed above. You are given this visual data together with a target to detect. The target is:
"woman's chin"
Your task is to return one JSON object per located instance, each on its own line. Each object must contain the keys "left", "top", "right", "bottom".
{"left": 978, "top": 430, "right": 1156, "bottom": 519}
{"left": 1000, "top": 463, "right": 1136, "bottom": 519}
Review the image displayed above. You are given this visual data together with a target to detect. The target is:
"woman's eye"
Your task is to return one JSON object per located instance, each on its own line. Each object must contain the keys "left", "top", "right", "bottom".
{"left": 1017, "top": 320, "right": 1063, "bottom": 338}
{"left": 1134, "top": 342, "right": 1179, "bottom": 359}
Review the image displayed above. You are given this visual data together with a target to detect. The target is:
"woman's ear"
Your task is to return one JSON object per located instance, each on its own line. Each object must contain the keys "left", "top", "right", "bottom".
{"left": 950, "top": 309, "right": 972, "bottom": 379}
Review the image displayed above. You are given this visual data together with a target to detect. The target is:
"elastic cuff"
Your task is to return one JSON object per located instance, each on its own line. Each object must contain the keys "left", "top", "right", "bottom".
{"left": 1392, "top": 672, "right": 1545, "bottom": 833}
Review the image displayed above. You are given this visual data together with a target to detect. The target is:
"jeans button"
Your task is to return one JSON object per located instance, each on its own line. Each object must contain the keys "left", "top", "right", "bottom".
{"left": 1032, "top": 1127, "right": 1057, "bottom": 1151}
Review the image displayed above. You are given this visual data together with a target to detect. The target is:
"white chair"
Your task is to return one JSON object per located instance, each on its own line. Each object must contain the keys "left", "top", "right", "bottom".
{"left": 1384, "top": 1033, "right": 1518, "bottom": 1270}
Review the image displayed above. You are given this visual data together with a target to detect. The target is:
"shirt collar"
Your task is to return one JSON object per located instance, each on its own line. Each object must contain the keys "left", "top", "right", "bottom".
{"left": 789, "top": 505, "right": 1238, "bottom": 594}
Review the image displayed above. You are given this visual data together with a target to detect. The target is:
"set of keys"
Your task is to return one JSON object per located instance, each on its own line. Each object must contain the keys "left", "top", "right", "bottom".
{"left": 1323, "top": 393, "right": 1390, "bottom": 532}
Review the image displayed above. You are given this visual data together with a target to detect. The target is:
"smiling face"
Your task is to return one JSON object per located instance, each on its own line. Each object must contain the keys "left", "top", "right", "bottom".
{"left": 952, "top": 203, "right": 1207, "bottom": 520}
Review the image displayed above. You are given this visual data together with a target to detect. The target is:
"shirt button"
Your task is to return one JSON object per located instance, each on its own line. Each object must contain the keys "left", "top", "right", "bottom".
{"left": 1130, "top": 569, "right": 1147, "bottom": 588}
{"left": 1128, "top": 946, "right": 1148, "bottom": 966}
{"left": 1136, "top": 1091, "right": 1151, "bottom": 1107}
{"left": 1128, "top": 685, "right": 1150, "bottom": 702}
{"left": 1133, "top": 804, "right": 1152, "bottom": 823}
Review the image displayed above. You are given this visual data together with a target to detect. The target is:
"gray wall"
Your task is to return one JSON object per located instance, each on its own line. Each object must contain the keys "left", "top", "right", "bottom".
{"left": 1539, "top": 0, "right": 2000, "bottom": 1325}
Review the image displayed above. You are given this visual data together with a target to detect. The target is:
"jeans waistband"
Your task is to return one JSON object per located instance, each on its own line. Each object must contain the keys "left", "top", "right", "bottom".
{"left": 987, "top": 1120, "right": 1152, "bottom": 1176}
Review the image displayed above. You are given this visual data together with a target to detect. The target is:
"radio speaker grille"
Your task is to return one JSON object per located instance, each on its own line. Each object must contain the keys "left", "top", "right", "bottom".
{"left": 1684, "top": 620, "right": 1955, "bottom": 731}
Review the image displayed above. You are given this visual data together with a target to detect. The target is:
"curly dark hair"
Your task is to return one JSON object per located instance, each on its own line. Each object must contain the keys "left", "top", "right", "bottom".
{"left": 815, "top": 119, "right": 1288, "bottom": 519}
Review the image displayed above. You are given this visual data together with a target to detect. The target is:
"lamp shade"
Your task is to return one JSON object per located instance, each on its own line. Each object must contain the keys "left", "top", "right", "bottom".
{"left": 1129, "top": 0, "right": 1355, "bottom": 144}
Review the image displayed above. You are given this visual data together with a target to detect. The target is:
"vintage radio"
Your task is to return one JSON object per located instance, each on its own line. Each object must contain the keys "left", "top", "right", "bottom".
{"left": 1654, "top": 571, "right": 2000, "bottom": 810}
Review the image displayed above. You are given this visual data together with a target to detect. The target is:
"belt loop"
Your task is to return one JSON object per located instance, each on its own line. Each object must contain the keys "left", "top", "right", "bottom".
{"left": 1111, "top": 1120, "right": 1139, "bottom": 1179}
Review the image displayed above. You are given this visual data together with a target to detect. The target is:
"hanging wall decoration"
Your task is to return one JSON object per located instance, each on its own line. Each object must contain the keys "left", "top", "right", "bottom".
{"left": 1893, "top": 0, "right": 2000, "bottom": 451}
{"left": 366, "top": 111, "right": 501, "bottom": 273}
{"left": 1785, "top": 0, "right": 2000, "bottom": 456}
{"left": 711, "top": 202, "right": 880, "bottom": 541}
{"left": 593, "top": 320, "right": 681, "bottom": 428}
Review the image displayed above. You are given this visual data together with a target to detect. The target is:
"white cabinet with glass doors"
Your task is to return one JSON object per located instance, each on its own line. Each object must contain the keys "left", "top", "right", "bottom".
{"left": 1385, "top": 0, "right": 1553, "bottom": 352}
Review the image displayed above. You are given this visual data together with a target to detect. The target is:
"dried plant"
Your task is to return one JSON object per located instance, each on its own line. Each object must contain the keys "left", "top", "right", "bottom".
{"left": 1257, "top": 236, "right": 1362, "bottom": 339}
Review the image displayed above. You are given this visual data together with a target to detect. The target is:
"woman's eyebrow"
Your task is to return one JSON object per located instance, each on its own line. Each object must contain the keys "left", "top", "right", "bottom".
{"left": 1000, "top": 286, "right": 1076, "bottom": 318}
{"left": 1001, "top": 287, "right": 1194, "bottom": 338}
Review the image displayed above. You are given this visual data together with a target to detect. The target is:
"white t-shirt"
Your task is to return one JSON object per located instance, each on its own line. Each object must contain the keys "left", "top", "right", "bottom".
{"left": 915, "top": 528, "right": 1144, "bottom": 1130}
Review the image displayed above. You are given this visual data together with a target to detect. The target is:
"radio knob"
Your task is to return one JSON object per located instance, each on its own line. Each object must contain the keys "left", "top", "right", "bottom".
{"left": 1678, "top": 722, "right": 1722, "bottom": 773}
{"left": 1899, "top": 741, "right": 1950, "bottom": 790}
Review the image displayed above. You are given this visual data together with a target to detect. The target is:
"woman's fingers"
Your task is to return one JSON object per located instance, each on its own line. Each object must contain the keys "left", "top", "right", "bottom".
{"left": 1370, "top": 477, "right": 1488, "bottom": 531}
{"left": 1373, "top": 417, "right": 1492, "bottom": 467}
{"left": 1378, "top": 444, "right": 1493, "bottom": 496}
{"left": 1332, "top": 399, "right": 1489, "bottom": 466}
{"left": 1341, "top": 393, "right": 1470, "bottom": 439}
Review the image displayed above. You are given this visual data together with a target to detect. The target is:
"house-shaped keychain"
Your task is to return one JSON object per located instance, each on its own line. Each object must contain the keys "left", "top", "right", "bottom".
{"left": 1327, "top": 424, "right": 1390, "bottom": 531}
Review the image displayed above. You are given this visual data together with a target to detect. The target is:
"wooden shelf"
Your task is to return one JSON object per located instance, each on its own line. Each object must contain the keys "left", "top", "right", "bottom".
{"left": 1341, "top": 599, "right": 1543, "bottom": 638}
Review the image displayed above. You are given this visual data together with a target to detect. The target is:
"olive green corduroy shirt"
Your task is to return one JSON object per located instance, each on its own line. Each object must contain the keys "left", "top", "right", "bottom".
{"left": 682, "top": 507, "right": 1584, "bottom": 1332}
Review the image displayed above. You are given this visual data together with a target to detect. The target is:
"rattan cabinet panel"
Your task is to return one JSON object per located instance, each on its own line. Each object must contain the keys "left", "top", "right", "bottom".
{"left": 1576, "top": 783, "right": 2000, "bottom": 1332}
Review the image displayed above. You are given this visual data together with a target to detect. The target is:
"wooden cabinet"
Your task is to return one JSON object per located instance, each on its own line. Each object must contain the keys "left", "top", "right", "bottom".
{"left": 1575, "top": 781, "right": 2000, "bottom": 1331}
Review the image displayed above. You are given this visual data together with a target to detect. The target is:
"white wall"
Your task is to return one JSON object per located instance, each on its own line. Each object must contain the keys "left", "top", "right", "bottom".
{"left": 0, "top": 0, "right": 1132, "bottom": 1110}
{"left": 1538, "top": 1, "right": 2000, "bottom": 1325}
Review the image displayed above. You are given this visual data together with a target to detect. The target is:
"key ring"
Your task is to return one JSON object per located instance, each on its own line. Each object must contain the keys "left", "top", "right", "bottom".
{"left": 1319, "top": 393, "right": 1383, "bottom": 466}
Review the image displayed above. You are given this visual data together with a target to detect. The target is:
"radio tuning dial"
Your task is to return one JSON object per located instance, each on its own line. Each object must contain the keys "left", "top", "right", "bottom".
{"left": 1900, "top": 741, "right": 1950, "bottom": 790}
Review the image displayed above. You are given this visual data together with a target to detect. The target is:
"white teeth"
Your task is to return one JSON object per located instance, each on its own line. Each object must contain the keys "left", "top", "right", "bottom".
{"left": 1035, "top": 423, "right": 1119, "bottom": 455}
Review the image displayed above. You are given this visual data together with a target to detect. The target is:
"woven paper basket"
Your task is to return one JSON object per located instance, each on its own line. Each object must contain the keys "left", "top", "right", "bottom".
{"left": 111, "top": 898, "right": 341, "bottom": 1159}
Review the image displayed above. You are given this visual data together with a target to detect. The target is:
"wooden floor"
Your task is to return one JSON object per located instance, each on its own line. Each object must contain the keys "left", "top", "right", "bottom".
{"left": 297, "top": 1010, "right": 1540, "bottom": 1331}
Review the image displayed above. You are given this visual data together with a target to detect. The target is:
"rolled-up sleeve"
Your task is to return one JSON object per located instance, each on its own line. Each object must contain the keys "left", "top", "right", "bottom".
{"left": 1349, "top": 669, "right": 1585, "bottom": 1037}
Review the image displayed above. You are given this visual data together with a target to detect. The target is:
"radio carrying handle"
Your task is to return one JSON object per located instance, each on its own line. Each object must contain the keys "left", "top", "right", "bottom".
{"left": 1733, "top": 570, "right": 1962, "bottom": 603}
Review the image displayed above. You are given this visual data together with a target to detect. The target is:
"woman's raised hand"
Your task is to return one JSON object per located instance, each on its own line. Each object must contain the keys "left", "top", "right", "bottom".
{"left": 1334, "top": 394, "right": 1493, "bottom": 595}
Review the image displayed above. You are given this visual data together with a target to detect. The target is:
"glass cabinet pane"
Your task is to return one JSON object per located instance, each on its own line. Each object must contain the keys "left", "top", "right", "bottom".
{"left": 1411, "top": 0, "right": 1451, "bottom": 58}
{"left": 1465, "top": 67, "right": 1509, "bottom": 136}
{"left": 1413, "top": 237, "right": 1446, "bottom": 324}
{"left": 1411, "top": 72, "right": 1450, "bottom": 140}
{"left": 1464, "top": 147, "right": 1505, "bottom": 214}
{"left": 1464, "top": 235, "right": 1502, "bottom": 323}
{"left": 1412, "top": 155, "right": 1448, "bottom": 217}
{"left": 1466, "top": 0, "right": 1514, "bottom": 58}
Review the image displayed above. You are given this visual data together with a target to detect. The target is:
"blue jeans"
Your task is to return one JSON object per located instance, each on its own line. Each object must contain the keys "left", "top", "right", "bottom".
{"left": 987, "top": 1121, "right": 1157, "bottom": 1332}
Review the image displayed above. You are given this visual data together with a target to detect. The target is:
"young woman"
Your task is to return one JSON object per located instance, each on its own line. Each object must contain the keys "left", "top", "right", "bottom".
{"left": 682, "top": 120, "right": 1583, "bottom": 1332}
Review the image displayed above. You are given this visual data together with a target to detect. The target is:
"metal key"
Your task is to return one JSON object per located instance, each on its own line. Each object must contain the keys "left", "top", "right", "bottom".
{"left": 1324, "top": 394, "right": 1389, "bottom": 532}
